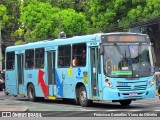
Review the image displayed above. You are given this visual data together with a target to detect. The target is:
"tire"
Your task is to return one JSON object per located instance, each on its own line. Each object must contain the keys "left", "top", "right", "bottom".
{"left": 75, "top": 88, "right": 80, "bottom": 105}
{"left": 158, "top": 89, "right": 160, "bottom": 100}
{"left": 75, "top": 98, "right": 80, "bottom": 105}
{"left": 27, "top": 84, "right": 36, "bottom": 101}
{"left": 119, "top": 100, "right": 132, "bottom": 106}
{"left": 78, "top": 85, "right": 92, "bottom": 107}
{"left": 158, "top": 88, "right": 160, "bottom": 95}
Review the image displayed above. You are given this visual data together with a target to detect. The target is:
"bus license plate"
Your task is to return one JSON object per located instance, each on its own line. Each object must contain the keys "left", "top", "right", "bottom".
{"left": 129, "top": 92, "right": 137, "bottom": 96}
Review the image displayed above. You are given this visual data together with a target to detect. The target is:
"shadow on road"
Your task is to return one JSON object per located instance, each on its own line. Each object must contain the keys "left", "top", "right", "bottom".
{"left": 16, "top": 97, "right": 147, "bottom": 110}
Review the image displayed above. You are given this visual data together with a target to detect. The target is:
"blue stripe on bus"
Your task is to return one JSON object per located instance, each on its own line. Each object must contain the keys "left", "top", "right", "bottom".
{"left": 54, "top": 68, "right": 63, "bottom": 97}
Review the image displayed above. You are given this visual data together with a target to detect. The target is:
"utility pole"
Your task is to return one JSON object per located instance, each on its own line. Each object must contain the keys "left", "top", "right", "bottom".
{"left": 58, "top": 0, "right": 62, "bottom": 38}
{"left": 58, "top": 0, "right": 66, "bottom": 39}
{"left": 0, "top": 21, "right": 2, "bottom": 71}
{"left": 58, "top": 13, "right": 61, "bottom": 38}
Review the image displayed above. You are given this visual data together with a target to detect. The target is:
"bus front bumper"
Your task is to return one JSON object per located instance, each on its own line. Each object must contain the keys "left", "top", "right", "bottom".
{"left": 102, "top": 87, "right": 156, "bottom": 100}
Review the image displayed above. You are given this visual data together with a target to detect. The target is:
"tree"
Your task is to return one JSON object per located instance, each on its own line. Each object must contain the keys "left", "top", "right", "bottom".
{"left": 124, "top": 0, "right": 160, "bottom": 28}
{"left": 0, "top": 0, "right": 21, "bottom": 41}
{"left": 89, "top": 0, "right": 132, "bottom": 32}
{"left": 89, "top": 0, "right": 160, "bottom": 32}
{"left": 19, "top": 0, "right": 60, "bottom": 42}
{"left": 0, "top": 4, "right": 8, "bottom": 70}
{"left": 19, "top": 0, "right": 89, "bottom": 42}
{"left": 0, "top": 4, "right": 8, "bottom": 28}
{"left": 58, "top": 9, "right": 88, "bottom": 37}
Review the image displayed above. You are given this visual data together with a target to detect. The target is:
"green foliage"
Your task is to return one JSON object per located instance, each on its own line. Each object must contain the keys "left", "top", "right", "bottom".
{"left": 0, "top": 0, "right": 21, "bottom": 41}
{"left": 13, "top": 28, "right": 24, "bottom": 41}
{"left": 1, "top": 0, "right": 160, "bottom": 43}
{"left": 90, "top": 0, "right": 118, "bottom": 32}
{"left": 0, "top": 4, "right": 8, "bottom": 29}
{"left": 86, "top": 27, "right": 101, "bottom": 34}
{"left": 15, "top": 40, "right": 24, "bottom": 45}
{"left": 90, "top": 0, "right": 160, "bottom": 32}
{"left": 20, "top": 0, "right": 89, "bottom": 42}
{"left": 59, "top": 9, "right": 89, "bottom": 37}
{"left": 118, "top": 0, "right": 160, "bottom": 29}
{"left": 20, "top": 0, "right": 59, "bottom": 42}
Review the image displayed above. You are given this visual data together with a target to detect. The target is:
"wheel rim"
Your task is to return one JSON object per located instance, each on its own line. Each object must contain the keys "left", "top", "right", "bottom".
{"left": 80, "top": 90, "right": 86, "bottom": 103}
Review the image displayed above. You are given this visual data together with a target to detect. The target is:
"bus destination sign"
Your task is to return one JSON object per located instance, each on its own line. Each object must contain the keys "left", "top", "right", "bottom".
{"left": 101, "top": 34, "right": 148, "bottom": 43}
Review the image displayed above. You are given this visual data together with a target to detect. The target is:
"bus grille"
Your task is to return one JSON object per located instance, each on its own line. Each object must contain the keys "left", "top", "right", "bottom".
{"left": 116, "top": 85, "right": 147, "bottom": 91}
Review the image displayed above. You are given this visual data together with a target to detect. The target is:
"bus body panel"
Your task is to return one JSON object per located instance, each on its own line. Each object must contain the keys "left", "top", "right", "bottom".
{"left": 24, "top": 69, "right": 44, "bottom": 97}
{"left": 55, "top": 67, "right": 89, "bottom": 99}
{"left": 102, "top": 76, "right": 156, "bottom": 100}
{"left": 5, "top": 71, "right": 17, "bottom": 95}
{"left": 5, "top": 32, "right": 156, "bottom": 106}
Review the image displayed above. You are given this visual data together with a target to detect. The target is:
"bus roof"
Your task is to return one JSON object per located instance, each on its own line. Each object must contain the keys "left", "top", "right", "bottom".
{"left": 6, "top": 32, "right": 147, "bottom": 52}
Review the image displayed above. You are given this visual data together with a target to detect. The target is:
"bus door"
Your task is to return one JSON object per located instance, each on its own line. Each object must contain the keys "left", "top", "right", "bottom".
{"left": 47, "top": 51, "right": 56, "bottom": 96}
{"left": 90, "top": 47, "right": 99, "bottom": 98}
{"left": 16, "top": 54, "right": 24, "bottom": 94}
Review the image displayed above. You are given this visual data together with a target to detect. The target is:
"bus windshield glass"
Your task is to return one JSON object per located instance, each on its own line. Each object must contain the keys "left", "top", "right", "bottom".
{"left": 104, "top": 45, "right": 153, "bottom": 77}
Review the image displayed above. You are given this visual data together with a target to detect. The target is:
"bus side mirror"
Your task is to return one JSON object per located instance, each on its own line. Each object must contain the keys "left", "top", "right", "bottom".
{"left": 100, "top": 45, "right": 104, "bottom": 55}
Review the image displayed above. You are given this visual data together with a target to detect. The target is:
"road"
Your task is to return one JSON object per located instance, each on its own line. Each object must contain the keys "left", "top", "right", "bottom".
{"left": 0, "top": 91, "right": 160, "bottom": 119}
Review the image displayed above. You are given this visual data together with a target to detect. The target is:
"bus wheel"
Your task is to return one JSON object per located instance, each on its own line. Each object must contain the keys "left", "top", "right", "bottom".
{"left": 119, "top": 100, "right": 132, "bottom": 106}
{"left": 75, "top": 98, "right": 80, "bottom": 105}
{"left": 79, "top": 85, "right": 91, "bottom": 107}
{"left": 158, "top": 89, "right": 160, "bottom": 99}
{"left": 27, "top": 84, "right": 36, "bottom": 101}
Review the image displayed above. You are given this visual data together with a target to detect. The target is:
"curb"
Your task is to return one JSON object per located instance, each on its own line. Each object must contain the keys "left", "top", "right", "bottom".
{"left": 0, "top": 105, "right": 29, "bottom": 111}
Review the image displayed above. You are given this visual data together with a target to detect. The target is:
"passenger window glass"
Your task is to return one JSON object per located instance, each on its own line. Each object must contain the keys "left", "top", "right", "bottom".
{"left": 72, "top": 43, "right": 86, "bottom": 67}
{"left": 25, "top": 49, "right": 34, "bottom": 69}
{"left": 6, "top": 52, "right": 15, "bottom": 70}
{"left": 58, "top": 45, "right": 71, "bottom": 67}
{"left": 35, "top": 48, "right": 44, "bottom": 69}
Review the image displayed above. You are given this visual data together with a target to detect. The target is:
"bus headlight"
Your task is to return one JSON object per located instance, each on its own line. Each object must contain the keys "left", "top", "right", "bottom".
{"left": 148, "top": 79, "right": 155, "bottom": 86}
{"left": 105, "top": 77, "right": 113, "bottom": 88}
{"left": 106, "top": 81, "right": 113, "bottom": 88}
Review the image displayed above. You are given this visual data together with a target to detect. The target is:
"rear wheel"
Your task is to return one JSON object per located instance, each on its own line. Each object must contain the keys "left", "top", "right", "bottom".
{"left": 75, "top": 98, "right": 80, "bottom": 105}
{"left": 79, "top": 85, "right": 92, "bottom": 107}
{"left": 119, "top": 100, "right": 132, "bottom": 106}
{"left": 27, "top": 84, "right": 36, "bottom": 101}
{"left": 158, "top": 89, "right": 160, "bottom": 99}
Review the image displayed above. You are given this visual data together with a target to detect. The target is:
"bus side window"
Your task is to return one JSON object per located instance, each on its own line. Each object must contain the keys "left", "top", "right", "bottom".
{"left": 35, "top": 48, "right": 44, "bottom": 69}
{"left": 72, "top": 56, "right": 79, "bottom": 66}
{"left": 25, "top": 49, "right": 34, "bottom": 69}
{"left": 72, "top": 43, "right": 86, "bottom": 67}
{"left": 58, "top": 45, "right": 71, "bottom": 67}
{"left": 6, "top": 52, "right": 15, "bottom": 70}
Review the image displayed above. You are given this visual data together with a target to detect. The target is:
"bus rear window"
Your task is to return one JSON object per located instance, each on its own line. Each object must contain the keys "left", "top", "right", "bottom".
{"left": 6, "top": 52, "right": 15, "bottom": 70}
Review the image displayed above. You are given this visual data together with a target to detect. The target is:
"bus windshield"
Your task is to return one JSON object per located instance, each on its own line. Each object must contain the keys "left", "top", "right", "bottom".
{"left": 104, "top": 45, "right": 153, "bottom": 78}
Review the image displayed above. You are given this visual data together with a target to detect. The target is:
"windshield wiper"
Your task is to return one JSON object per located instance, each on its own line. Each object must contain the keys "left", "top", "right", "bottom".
{"left": 114, "top": 44, "right": 126, "bottom": 58}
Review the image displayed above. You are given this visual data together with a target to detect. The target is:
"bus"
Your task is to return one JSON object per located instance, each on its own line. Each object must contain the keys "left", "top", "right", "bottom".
{"left": 5, "top": 32, "right": 156, "bottom": 107}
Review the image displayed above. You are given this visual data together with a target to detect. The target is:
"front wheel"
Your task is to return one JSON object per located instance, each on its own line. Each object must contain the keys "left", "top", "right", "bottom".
{"left": 27, "top": 84, "right": 36, "bottom": 101}
{"left": 79, "top": 85, "right": 92, "bottom": 107}
{"left": 119, "top": 100, "right": 132, "bottom": 106}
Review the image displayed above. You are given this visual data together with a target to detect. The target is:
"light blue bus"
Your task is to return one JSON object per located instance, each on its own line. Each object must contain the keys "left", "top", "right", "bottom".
{"left": 5, "top": 32, "right": 156, "bottom": 107}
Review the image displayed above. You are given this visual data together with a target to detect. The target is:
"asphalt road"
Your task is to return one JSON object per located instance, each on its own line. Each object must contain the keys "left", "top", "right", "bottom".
{"left": 0, "top": 91, "right": 160, "bottom": 119}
